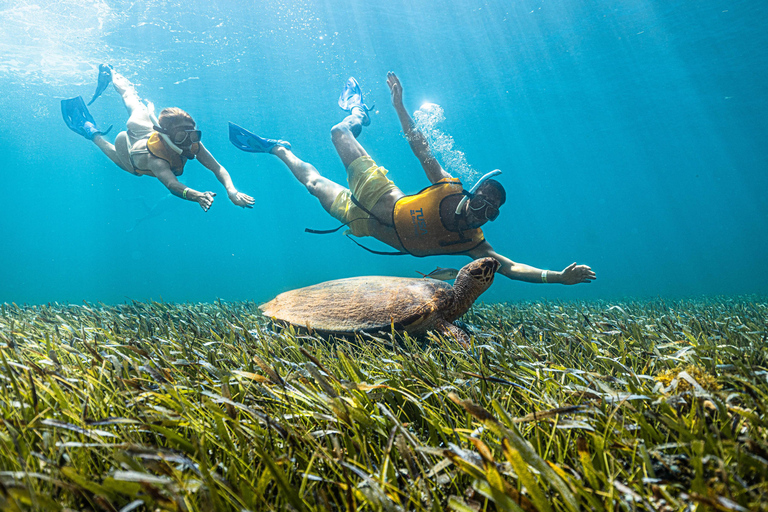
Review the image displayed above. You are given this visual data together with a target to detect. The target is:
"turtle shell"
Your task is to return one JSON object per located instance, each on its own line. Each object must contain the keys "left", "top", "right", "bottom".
{"left": 260, "top": 276, "right": 454, "bottom": 335}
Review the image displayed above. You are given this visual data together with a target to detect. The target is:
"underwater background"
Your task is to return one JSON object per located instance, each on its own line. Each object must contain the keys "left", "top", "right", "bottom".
{"left": 0, "top": 0, "right": 766, "bottom": 305}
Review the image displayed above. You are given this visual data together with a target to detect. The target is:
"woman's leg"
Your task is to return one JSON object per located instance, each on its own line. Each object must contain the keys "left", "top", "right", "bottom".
{"left": 90, "top": 70, "right": 149, "bottom": 173}
{"left": 92, "top": 134, "right": 132, "bottom": 173}
{"left": 111, "top": 71, "right": 144, "bottom": 117}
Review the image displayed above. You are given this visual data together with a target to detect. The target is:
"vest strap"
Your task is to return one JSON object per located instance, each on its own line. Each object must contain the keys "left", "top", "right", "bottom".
{"left": 305, "top": 224, "right": 349, "bottom": 235}
{"left": 305, "top": 192, "right": 392, "bottom": 235}
{"left": 345, "top": 235, "right": 408, "bottom": 256}
{"left": 349, "top": 194, "right": 393, "bottom": 227}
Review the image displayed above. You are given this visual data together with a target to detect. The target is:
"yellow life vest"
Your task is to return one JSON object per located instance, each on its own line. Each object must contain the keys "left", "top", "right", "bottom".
{"left": 392, "top": 178, "right": 484, "bottom": 257}
{"left": 140, "top": 132, "right": 200, "bottom": 176}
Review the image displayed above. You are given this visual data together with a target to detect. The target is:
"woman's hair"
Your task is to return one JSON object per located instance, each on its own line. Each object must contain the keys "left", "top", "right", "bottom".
{"left": 158, "top": 107, "right": 195, "bottom": 130}
{"left": 479, "top": 179, "right": 506, "bottom": 207}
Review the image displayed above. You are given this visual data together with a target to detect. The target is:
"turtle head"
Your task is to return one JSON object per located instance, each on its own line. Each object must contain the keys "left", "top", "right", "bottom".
{"left": 447, "top": 257, "right": 500, "bottom": 320}
{"left": 464, "top": 257, "right": 500, "bottom": 285}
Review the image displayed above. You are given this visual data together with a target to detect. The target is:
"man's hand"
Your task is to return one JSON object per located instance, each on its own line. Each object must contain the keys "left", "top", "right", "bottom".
{"left": 387, "top": 71, "right": 404, "bottom": 109}
{"left": 558, "top": 262, "right": 596, "bottom": 284}
{"left": 197, "top": 191, "right": 216, "bottom": 212}
{"left": 229, "top": 190, "right": 255, "bottom": 208}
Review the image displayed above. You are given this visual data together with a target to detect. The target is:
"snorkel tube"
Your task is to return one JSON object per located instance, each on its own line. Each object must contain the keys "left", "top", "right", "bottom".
{"left": 455, "top": 169, "right": 502, "bottom": 215}
{"left": 147, "top": 101, "right": 184, "bottom": 156}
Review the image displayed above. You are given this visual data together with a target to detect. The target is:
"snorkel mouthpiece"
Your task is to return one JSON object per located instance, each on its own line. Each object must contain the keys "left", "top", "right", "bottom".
{"left": 455, "top": 169, "right": 502, "bottom": 215}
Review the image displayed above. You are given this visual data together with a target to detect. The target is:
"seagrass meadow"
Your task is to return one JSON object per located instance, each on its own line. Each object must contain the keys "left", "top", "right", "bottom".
{"left": 0, "top": 297, "right": 767, "bottom": 511}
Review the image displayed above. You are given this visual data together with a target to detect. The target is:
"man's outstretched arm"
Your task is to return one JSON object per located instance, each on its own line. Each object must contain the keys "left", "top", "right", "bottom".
{"left": 467, "top": 241, "right": 596, "bottom": 284}
{"left": 386, "top": 72, "right": 450, "bottom": 184}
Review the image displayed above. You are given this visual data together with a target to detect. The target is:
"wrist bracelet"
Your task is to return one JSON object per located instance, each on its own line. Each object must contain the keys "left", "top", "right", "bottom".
{"left": 541, "top": 270, "right": 548, "bottom": 283}
{"left": 182, "top": 187, "right": 190, "bottom": 200}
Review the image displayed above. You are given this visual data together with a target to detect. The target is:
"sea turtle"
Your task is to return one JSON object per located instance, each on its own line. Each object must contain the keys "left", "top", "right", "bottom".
{"left": 260, "top": 257, "right": 500, "bottom": 344}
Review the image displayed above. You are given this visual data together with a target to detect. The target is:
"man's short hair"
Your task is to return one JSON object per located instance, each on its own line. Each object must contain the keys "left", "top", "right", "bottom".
{"left": 479, "top": 179, "right": 506, "bottom": 207}
{"left": 158, "top": 107, "right": 195, "bottom": 130}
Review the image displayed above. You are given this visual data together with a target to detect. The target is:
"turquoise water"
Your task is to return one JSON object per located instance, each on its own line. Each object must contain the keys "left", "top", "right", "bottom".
{"left": 1, "top": 0, "right": 766, "bottom": 305}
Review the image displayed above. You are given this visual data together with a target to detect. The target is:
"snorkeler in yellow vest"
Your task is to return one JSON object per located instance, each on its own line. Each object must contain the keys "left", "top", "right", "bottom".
{"left": 229, "top": 72, "right": 595, "bottom": 285}
{"left": 61, "top": 65, "right": 254, "bottom": 211}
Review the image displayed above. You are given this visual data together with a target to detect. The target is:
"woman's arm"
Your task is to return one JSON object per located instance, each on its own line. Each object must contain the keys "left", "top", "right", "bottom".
{"left": 197, "top": 143, "right": 254, "bottom": 208}
{"left": 149, "top": 160, "right": 216, "bottom": 212}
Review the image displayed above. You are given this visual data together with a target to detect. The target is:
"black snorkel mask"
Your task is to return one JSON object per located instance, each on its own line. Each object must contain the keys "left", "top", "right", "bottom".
{"left": 455, "top": 169, "right": 502, "bottom": 221}
{"left": 468, "top": 195, "right": 500, "bottom": 221}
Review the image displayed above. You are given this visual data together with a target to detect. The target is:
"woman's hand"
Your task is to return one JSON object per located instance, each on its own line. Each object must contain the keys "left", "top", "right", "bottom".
{"left": 196, "top": 191, "right": 216, "bottom": 212}
{"left": 228, "top": 190, "right": 255, "bottom": 208}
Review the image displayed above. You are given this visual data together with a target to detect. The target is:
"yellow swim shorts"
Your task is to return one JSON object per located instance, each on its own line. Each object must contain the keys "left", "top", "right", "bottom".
{"left": 330, "top": 155, "right": 397, "bottom": 237}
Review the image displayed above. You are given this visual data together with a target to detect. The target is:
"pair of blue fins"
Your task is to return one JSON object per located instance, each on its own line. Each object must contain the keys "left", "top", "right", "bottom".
{"left": 62, "top": 64, "right": 372, "bottom": 154}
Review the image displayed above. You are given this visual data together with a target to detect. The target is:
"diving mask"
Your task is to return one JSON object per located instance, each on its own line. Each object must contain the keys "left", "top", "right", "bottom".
{"left": 455, "top": 169, "right": 502, "bottom": 217}
{"left": 169, "top": 128, "right": 201, "bottom": 146}
{"left": 153, "top": 124, "right": 201, "bottom": 146}
{"left": 468, "top": 195, "right": 500, "bottom": 221}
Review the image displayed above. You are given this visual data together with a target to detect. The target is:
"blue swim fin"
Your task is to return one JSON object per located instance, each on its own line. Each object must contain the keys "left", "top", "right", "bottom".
{"left": 338, "top": 77, "right": 373, "bottom": 126}
{"left": 61, "top": 96, "right": 112, "bottom": 140}
{"left": 228, "top": 122, "right": 291, "bottom": 153}
{"left": 87, "top": 64, "right": 113, "bottom": 106}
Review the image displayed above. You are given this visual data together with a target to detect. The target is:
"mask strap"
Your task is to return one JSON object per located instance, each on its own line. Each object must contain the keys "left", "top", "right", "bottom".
{"left": 147, "top": 102, "right": 184, "bottom": 155}
{"left": 455, "top": 169, "right": 502, "bottom": 215}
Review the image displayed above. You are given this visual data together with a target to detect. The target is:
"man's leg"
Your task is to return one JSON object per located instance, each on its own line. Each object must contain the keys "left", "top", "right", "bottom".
{"left": 271, "top": 146, "right": 345, "bottom": 214}
{"left": 331, "top": 107, "right": 369, "bottom": 170}
{"left": 330, "top": 107, "right": 402, "bottom": 222}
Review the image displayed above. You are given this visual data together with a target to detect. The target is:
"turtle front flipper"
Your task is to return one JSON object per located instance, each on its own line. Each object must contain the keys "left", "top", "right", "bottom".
{"left": 434, "top": 318, "right": 470, "bottom": 348}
